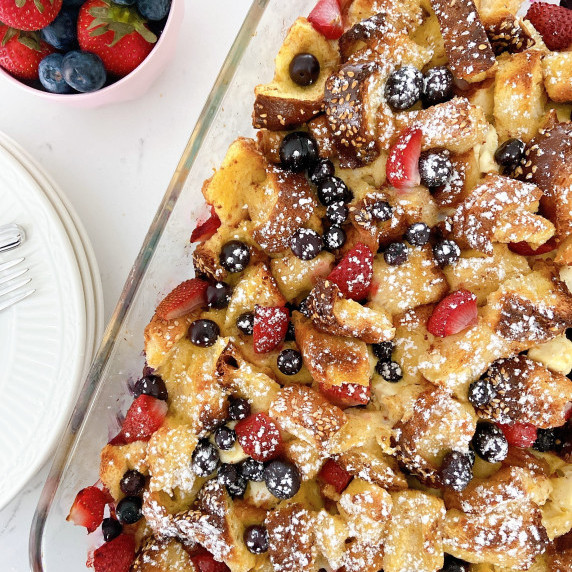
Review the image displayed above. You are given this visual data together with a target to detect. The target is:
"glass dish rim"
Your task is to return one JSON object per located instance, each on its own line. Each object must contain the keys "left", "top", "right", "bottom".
{"left": 29, "top": 0, "right": 268, "bottom": 568}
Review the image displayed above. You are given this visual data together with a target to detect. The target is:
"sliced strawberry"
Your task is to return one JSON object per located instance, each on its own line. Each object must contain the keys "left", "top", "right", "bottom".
{"left": 427, "top": 289, "right": 478, "bottom": 337}
{"left": 67, "top": 486, "right": 112, "bottom": 533}
{"left": 327, "top": 243, "right": 373, "bottom": 301}
{"left": 318, "top": 382, "right": 370, "bottom": 408}
{"left": 525, "top": 2, "right": 572, "bottom": 51}
{"left": 386, "top": 127, "right": 423, "bottom": 190}
{"left": 318, "top": 458, "right": 353, "bottom": 493}
{"left": 253, "top": 306, "right": 290, "bottom": 354}
{"left": 115, "top": 395, "right": 167, "bottom": 444}
{"left": 508, "top": 237, "right": 558, "bottom": 256}
{"left": 155, "top": 278, "right": 208, "bottom": 321}
{"left": 235, "top": 412, "right": 282, "bottom": 462}
{"left": 93, "top": 534, "right": 135, "bottom": 572}
{"left": 498, "top": 422, "right": 538, "bottom": 448}
{"left": 308, "top": 0, "right": 344, "bottom": 39}
{"left": 191, "top": 205, "right": 221, "bottom": 244}
{"left": 190, "top": 549, "right": 231, "bottom": 572}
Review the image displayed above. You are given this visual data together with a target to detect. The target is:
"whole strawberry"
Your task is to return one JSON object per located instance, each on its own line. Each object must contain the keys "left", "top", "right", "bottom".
{"left": 0, "top": 24, "right": 54, "bottom": 79}
{"left": 526, "top": 1, "right": 572, "bottom": 51}
{"left": 0, "top": 0, "right": 62, "bottom": 31}
{"left": 77, "top": 0, "right": 156, "bottom": 77}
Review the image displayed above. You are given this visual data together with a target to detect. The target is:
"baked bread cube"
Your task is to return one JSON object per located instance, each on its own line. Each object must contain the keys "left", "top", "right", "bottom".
{"left": 314, "top": 510, "right": 349, "bottom": 570}
{"left": 383, "top": 490, "right": 446, "bottom": 572}
{"left": 100, "top": 441, "right": 148, "bottom": 501}
{"left": 393, "top": 388, "right": 477, "bottom": 485}
{"left": 494, "top": 50, "right": 546, "bottom": 143}
{"left": 345, "top": 0, "right": 424, "bottom": 32}
{"left": 411, "top": 11, "right": 447, "bottom": 68}
{"left": 131, "top": 537, "right": 196, "bottom": 572}
{"left": 545, "top": 532, "right": 572, "bottom": 571}
{"left": 528, "top": 334, "right": 572, "bottom": 375}
{"left": 253, "top": 18, "right": 339, "bottom": 130}
{"left": 542, "top": 52, "right": 572, "bottom": 103}
{"left": 293, "top": 312, "right": 371, "bottom": 388}
{"left": 542, "top": 465, "right": 572, "bottom": 540}
{"left": 395, "top": 97, "right": 489, "bottom": 154}
{"left": 431, "top": 150, "right": 481, "bottom": 209}
{"left": 476, "top": 355, "right": 572, "bottom": 428}
{"left": 369, "top": 245, "right": 449, "bottom": 316}
{"left": 283, "top": 438, "right": 323, "bottom": 480}
{"left": 341, "top": 539, "right": 386, "bottom": 572}
{"left": 306, "top": 278, "right": 395, "bottom": 344}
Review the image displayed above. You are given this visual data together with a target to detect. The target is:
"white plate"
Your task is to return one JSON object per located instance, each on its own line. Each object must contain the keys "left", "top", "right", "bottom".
{"left": 0, "top": 133, "right": 104, "bottom": 366}
{"left": 0, "top": 144, "right": 87, "bottom": 510}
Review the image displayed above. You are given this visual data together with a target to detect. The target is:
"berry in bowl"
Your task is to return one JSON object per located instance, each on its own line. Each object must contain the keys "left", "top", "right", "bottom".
{"left": 0, "top": 0, "right": 183, "bottom": 106}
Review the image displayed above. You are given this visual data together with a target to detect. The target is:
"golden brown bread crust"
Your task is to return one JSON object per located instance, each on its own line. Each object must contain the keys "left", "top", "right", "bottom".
{"left": 144, "top": 313, "right": 194, "bottom": 371}
{"left": 338, "top": 12, "right": 387, "bottom": 61}
{"left": 543, "top": 52, "right": 572, "bottom": 103}
{"left": 429, "top": 0, "right": 496, "bottom": 82}
{"left": 131, "top": 537, "right": 195, "bottom": 571}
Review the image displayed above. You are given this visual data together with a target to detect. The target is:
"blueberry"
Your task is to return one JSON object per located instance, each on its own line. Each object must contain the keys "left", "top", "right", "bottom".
{"left": 369, "top": 200, "right": 393, "bottom": 222}
{"left": 218, "top": 464, "right": 247, "bottom": 497}
{"left": 385, "top": 66, "right": 423, "bottom": 111}
{"left": 289, "top": 52, "right": 320, "bottom": 86}
{"left": 533, "top": 428, "right": 556, "bottom": 452}
{"left": 468, "top": 378, "right": 497, "bottom": 408}
{"left": 119, "top": 470, "right": 146, "bottom": 496}
{"left": 214, "top": 425, "right": 237, "bottom": 450}
{"left": 419, "top": 151, "right": 453, "bottom": 188}
{"left": 317, "top": 176, "right": 352, "bottom": 205}
{"left": 422, "top": 66, "right": 454, "bottom": 107}
{"left": 384, "top": 242, "right": 408, "bottom": 266}
{"left": 241, "top": 458, "right": 265, "bottom": 482}
{"left": 220, "top": 240, "right": 250, "bottom": 272}
{"left": 290, "top": 228, "right": 323, "bottom": 260}
{"left": 433, "top": 239, "right": 461, "bottom": 267}
{"left": 405, "top": 222, "right": 431, "bottom": 246}
{"left": 188, "top": 319, "right": 220, "bottom": 347}
{"left": 309, "top": 158, "right": 335, "bottom": 185}
{"left": 439, "top": 451, "right": 473, "bottom": 491}
{"left": 62, "top": 0, "right": 86, "bottom": 7}
{"left": 244, "top": 524, "right": 269, "bottom": 554}
{"left": 285, "top": 321, "right": 296, "bottom": 341}
{"left": 471, "top": 422, "right": 508, "bottom": 463}
{"left": 326, "top": 201, "right": 349, "bottom": 225}
{"left": 494, "top": 138, "right": 526, "bottom": 168}
{"left": 191, "top": 439, "right": 220, "bottom": 476}
{"left": 375, "top": 360, "right": 403, "bottom": 382}
{"left": 323, "top": 226, "right": 346, "bottom": 250}
{"left": 228, "top": 396, "right": 251, "bottom": 421}
{"left": 61, "top": 51, "right": 106, "bottom": 93}
{"left": 101, "top": 517, "right": 122, "bottom": 542}
{"left": 279, "top": 132, "right": 319, "bottom": 172}
{"left": 372, "top": 340, "right": 394, "bottom": 361}
{"left": 264, "top": 460, "right": 301, "bottom": 499}
{"left": 112, "top": 0, "right": 135, "bottom": 4}
{"left": 38, "top": 54, "right": 73, "bottom": 94}
{"left": 116, "top": 496, "right": 143, "bottom": 525}
{"left": 136, "top": 0, "right": 171, "bottom": 21}
{"left": 206, "top": 281, "right": 232, "bottom": 309}
{"left": 277, "top": 348, "right": 303, "bottom": 375}
{"left": 236, "top": 312, "right": 254, "bottom": 335}
{"left": 133, "top": 374, "right": 168, "bottom": 400}
{"left": 440, "top": 554, "right": 469, "bottom": 572}
{"left": 40, "top": 7, "right": 78, "bottom": 51}
{"left": 298, "top": 296, "right": 312, "bottom": 318}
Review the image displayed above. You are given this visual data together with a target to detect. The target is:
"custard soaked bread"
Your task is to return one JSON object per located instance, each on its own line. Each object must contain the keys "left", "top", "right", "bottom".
{"left": 70, "top": 0, "right": 572, "bottom": 571}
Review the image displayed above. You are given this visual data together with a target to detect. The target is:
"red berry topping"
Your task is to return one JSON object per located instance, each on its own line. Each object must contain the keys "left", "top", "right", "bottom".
{"left": 498, "top": 422, "right": 538, "bottom": 448}
{"left": 386, "top": 127, "right": 423, "bottom": 189}
{"left": 253, "top": 306, "right": 290, "bottom": 354}
{"left": 318, "top": 458, "right": 353, "bottom": 493}
{"left": 0, "top": 0, "right": 62, "bottom": 31}
{"left": 0, "top": 26, "right": 55, "bottom": 80}
{"left": 427, "top": 289, "right": 478, "bottom": 337}
{"left": 67, "top": 486, "right": 112, "bottom": 533}
{"left": 508, "top": 237, "right": 558, "bottom": 256}
{"left": 190, "top": 549, "right": 231, "bottom": 572}
{"left": 191, "top": 205, "right": 221, "bottom": 244}
{"left": 93, "top": 534, "right": 135, "bottom": 572}
{"left": 318, "top": 382, "right": 370, "bottom": 408}
{"left": 327, "top": 242, "right": 373, "bottom": 301}
{"left": 525, "top": 2, "right": 572, "bottom": 51}
{"left": 235, "top": 412, "right": 282, "bottom": 462}
{"left": 308, "top": 0, "right": 344, "bottom": 40}
{"left": 115, "top": 395, "right": 167, "bottom": 444}
{"left": 155, "top": 278, "right": 208, "bottom": 321}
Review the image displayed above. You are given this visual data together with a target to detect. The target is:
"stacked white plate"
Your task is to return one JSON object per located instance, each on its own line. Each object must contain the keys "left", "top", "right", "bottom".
{"left": 0, "top": 132, "right": 103, "bottom": 510}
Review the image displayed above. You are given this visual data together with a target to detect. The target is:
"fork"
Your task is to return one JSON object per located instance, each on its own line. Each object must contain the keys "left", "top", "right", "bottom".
{"left": 0, "top": 257, "right": 35, "bottom": 312}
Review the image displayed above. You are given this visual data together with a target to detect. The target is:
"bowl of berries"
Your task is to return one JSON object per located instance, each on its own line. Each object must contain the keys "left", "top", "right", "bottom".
{"left": 0, "top": 0, "right": 183, "bottom": 106}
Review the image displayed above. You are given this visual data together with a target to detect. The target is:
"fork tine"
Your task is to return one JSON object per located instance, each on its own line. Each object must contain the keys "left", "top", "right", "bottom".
{"left": 0, "top": 276, "right": 32, "bottom": 298}
{"left": 0, "top": 287, "right": 35, "bottom": 312}
{"left": 0, "top": 257, "right": 25, "bottom": 273}
{"left": 0, "top": 265, "right": 28, "bottom": 286}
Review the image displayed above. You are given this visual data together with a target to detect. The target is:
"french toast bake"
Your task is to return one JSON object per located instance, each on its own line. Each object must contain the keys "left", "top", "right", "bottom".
{"left": 69, "top": 0, "right": 572, "bottom": 570}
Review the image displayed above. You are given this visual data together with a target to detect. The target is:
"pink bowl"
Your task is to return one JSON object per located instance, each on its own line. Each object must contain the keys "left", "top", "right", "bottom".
{"left": 0, "top": 0, "right": 184, "bottom": 108}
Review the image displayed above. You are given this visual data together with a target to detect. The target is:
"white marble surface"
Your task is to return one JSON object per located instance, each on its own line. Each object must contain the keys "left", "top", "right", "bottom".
{"left": 0, "top": 0, "right": 252, "bottom": 568}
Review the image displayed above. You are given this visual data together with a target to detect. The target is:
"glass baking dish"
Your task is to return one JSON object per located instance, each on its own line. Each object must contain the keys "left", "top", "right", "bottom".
{"left": 29, "top": 0, "right": 316, "bottom": 568}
